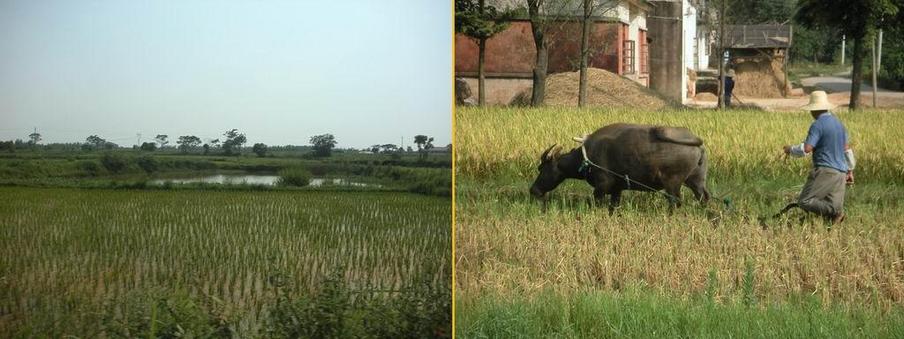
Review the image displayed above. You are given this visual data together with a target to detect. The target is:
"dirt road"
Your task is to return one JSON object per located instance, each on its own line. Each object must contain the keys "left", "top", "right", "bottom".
{"left": 690, "top": 75, "right": 904, "bottom": 111}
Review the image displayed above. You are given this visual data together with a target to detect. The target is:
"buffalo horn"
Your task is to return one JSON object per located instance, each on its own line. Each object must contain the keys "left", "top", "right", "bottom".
{"left": 550, "top": 145, "right": 563, "bottom": 159}
{"left": 541, "top": 144, "right": 557, "bottom": 160}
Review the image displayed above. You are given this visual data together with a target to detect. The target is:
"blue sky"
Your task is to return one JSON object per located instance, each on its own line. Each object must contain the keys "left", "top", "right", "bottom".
{"left": 0, "top": 0, "right": 451, "bottom": 148}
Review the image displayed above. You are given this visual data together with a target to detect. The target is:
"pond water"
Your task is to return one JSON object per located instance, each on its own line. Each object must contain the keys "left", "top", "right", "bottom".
{"left": 149, "top": 175, "right": 378, "bottom": 187}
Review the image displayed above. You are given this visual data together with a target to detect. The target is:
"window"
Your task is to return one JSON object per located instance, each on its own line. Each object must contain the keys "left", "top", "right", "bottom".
{"left": 623, "top": 40, "right": 635, "bottom": 74}
{"left": 639, "top": 30, "right": 648, "bottom": 74}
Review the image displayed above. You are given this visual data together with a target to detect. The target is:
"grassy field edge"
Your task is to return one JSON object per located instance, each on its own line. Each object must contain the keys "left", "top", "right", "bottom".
{"left": 457, "top": 288, "right": 904, "bottom": 338}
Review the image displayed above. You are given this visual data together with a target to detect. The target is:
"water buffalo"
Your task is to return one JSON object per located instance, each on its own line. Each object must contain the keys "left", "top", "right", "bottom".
{"left": 529, "top": 123, "right": 710, "bottom": 214}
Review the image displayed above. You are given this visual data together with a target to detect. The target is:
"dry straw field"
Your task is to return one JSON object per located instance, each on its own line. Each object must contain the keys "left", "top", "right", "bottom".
{"left": 455, "top": 106, "right": 904, "bottom": 336}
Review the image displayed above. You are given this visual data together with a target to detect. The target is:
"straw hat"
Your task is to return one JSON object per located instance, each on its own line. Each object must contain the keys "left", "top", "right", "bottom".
{"left": 801, "top": 90, "right": 835, "bottom": 111}
{"left": 725, "top": 69, "right": 736, "bottom": 77}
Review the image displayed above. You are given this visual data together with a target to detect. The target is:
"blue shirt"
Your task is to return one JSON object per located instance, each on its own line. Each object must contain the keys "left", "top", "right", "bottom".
{"left": 804, "top": 112, "right": 848, "bottom": 172}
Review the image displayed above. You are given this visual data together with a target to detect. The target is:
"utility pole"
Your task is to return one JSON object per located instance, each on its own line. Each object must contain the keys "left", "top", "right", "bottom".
{"left": 717, "top": 0, "right": 726, "bottom": 109}
{"left": 877, "top": 29, "right": 883, "bottom": 71}
{"left": 872, "top": 34, "right": 878, "bottom": 108}
{"left": 841, "top": 35, "right": 845, "bottom": 65}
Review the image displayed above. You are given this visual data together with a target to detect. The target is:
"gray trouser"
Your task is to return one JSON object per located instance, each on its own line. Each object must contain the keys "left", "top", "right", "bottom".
{"left": 798, "top": 166, "right": 846, "bottom": 217}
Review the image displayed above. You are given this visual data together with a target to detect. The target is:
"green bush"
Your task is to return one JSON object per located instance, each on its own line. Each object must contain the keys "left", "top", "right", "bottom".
{"left": 77, "top": 160, "right": 101, "bottom": 177}
{"left": 136, "top": 156, "right": 158, "bottom": 174}
{"left": 100, "top": 289, "right": 227, "bottom": 338}
{"left": 100, "top": 153, "right": 128, "bottom": 174}
{"left": 277, "top": 167, "right": 312, "bottom": 187}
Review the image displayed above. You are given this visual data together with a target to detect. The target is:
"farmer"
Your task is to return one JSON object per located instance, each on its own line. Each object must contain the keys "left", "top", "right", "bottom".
{"left": 723, "top": 69, "right": 735, "bottom": 107}
{"left": 782, "top": 91, "right": 855, "bottom": 224}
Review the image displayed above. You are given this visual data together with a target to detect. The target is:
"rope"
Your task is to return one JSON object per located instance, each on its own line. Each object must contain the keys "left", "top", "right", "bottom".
{"left": 578, "top": 143, "right": 680, "bottom": 201}
{"left": 574, "top": 140, "right": 734, "bottom": 210}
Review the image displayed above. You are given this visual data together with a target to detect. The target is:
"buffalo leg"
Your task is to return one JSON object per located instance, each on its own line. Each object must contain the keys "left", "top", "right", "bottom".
{"left": 684, "top": 175, "right": 710, "bottom": 203}
{"left": 592, "top": 188, "right": 606, "bottom": 208}
{"left": 608, "top": 190, "right": 622, "bottom": 216}
{"left": 664, "top": 183, "right": 683, "bottom": 214}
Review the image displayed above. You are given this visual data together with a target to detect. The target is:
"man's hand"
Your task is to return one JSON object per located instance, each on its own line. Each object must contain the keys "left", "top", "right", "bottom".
{"left": 846, "top": 171, "right": 855, "bottom": 185}
{"left": 782, "top": 145, "right": 791, "bottom": 155}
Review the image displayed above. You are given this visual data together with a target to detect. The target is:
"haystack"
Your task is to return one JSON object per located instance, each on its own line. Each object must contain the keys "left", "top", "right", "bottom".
{"left": 695, "top": 92, "right": 718, "bottom": 102}
{"left": 510, "top": 68, "right": 671, "bottom": 110}
{"left": 732, "top": 54, "right": 791, "bottom": 98}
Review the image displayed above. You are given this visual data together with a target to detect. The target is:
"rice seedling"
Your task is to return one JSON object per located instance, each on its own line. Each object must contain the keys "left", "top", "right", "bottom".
{"left": 0, "top": 188, "right": 450, "bottom": 337}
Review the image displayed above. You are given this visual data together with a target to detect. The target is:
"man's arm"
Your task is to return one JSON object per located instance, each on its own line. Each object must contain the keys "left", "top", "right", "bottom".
{"left": 844, "top": 144, "right": 855, "bottom": 183}
{"left": 783, "top": 123, "right": 820, "bottom": 157}
{"left": 782, "top": 143, "right": 813, "bottom": 157}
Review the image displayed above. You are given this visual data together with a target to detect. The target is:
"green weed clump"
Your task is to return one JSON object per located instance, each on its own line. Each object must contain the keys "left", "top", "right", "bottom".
{"left": 277, "top": 166, "right": 312, "bottom": 187}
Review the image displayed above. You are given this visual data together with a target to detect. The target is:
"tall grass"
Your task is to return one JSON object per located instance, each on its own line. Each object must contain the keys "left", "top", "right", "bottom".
{"left": 0, "top": 187, "right": 451, "bottom": 337}
{"left": 456, "top": 107, "right": 903, "bottom": 182}
{"left": 458, "top": 288, "right": 904, "bottom": 338}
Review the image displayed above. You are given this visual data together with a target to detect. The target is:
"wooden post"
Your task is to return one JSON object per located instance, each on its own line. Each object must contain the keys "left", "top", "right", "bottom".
{"left": 872, "top": 34, "right": 878, "bottom": 108}
{"left": 841, "top": 35, "right": 845, "bottom": 65}
{"left": 877, "top": 29, "right": 883, "bottom": 71}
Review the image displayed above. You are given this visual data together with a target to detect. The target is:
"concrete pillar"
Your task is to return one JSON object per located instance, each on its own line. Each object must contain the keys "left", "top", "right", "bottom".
{"left": 647, "top": 0, "right": 684, "bottom": 102}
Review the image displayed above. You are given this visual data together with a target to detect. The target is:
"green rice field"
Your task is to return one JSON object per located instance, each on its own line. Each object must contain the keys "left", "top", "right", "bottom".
{"left": 0, "top": 187, "right": 450, "bottom": 337}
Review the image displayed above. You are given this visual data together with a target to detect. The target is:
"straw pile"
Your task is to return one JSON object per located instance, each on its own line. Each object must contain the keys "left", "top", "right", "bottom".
{"left": 733, "top": 55, "right": 789, "bottom": 98}
{"left": 695, "top": 92, "right": 718, "bottom": 101}
{"left": 510, "top": 68, "right": 672, "bottom": 110}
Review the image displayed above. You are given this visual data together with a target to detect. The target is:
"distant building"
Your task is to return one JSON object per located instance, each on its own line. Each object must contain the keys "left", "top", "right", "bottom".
{"left": 455, "top": 0, "right": 652, "bottom": 105}
{"left": 725, "top": 24, "right": 792, "bottom": 97}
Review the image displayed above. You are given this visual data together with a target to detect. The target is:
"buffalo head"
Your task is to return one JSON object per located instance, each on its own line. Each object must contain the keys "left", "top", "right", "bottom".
{"left": 530, "top": 144, "right": 566, "bottom": 198}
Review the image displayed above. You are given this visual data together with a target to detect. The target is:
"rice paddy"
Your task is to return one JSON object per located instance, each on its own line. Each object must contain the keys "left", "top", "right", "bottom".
{"left": 0, "top": 187, "right": 450, "bottom": 337}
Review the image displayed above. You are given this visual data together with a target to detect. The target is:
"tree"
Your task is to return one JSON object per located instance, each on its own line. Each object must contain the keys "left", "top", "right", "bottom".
{"left": 456, "top": 0, "right": 512, "bottom": 105}
{"left": 379, "top": 144, "right": 398, "bottom": 154}
{"left": 177, "top": 135, "right": 202, "bottom": 154}
{"left": 202, "top": 144, "right": 211, "bottom": 155}
{"left": 28, "top": 132, "right": 41, "bottom": 147}
{"left": 139, "top": 142, "right": 157, "bottom": 151}
{"left": 221, "top": 129, "right": 247, "bottom": 155}
{"left": 0, "top": 140, "right": 15, "bottom": 153}
{"left": 370, "top": 144, "right": 381, "bottom": 154}
{"left": 414, "top": 135, "right": 436, "bottom": 159}
{"left": 726, "top": 0, "right": 794, "bottom": 24}
{"left": 527, "top": 0, "right": 549, "bottom": 106}
{"left": 85, "top": 135, "right": 107, "bottom": 150}
{"left": 883, "top": 24, "right": 904, "bottom": 88}
{"left": 796, "top": 0, "right": 902, "bottom": 110}
{"left": 155, "top": 134, "right": 169, "bottom": 148}
{"left": 791, "top": 25, "right": 841, "bottom": 63}
{"left": 406, "top": 146, "right": 414, "bottom": 153}
{"left": 252, "top": 143, "right": 268, "bottom": 157}
{"left": 310, "top": 134, "right": 337, "bottom": 157}
{"left": 414, "top": 135, "right": 429, "bottom": 150}
{"left": 415, "top": 136, "right": 435, "bottom": 160}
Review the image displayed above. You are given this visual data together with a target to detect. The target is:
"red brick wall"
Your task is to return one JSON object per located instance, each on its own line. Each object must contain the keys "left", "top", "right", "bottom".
{"left": 456, "top": 20, "right": 620, "bottom": 76}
